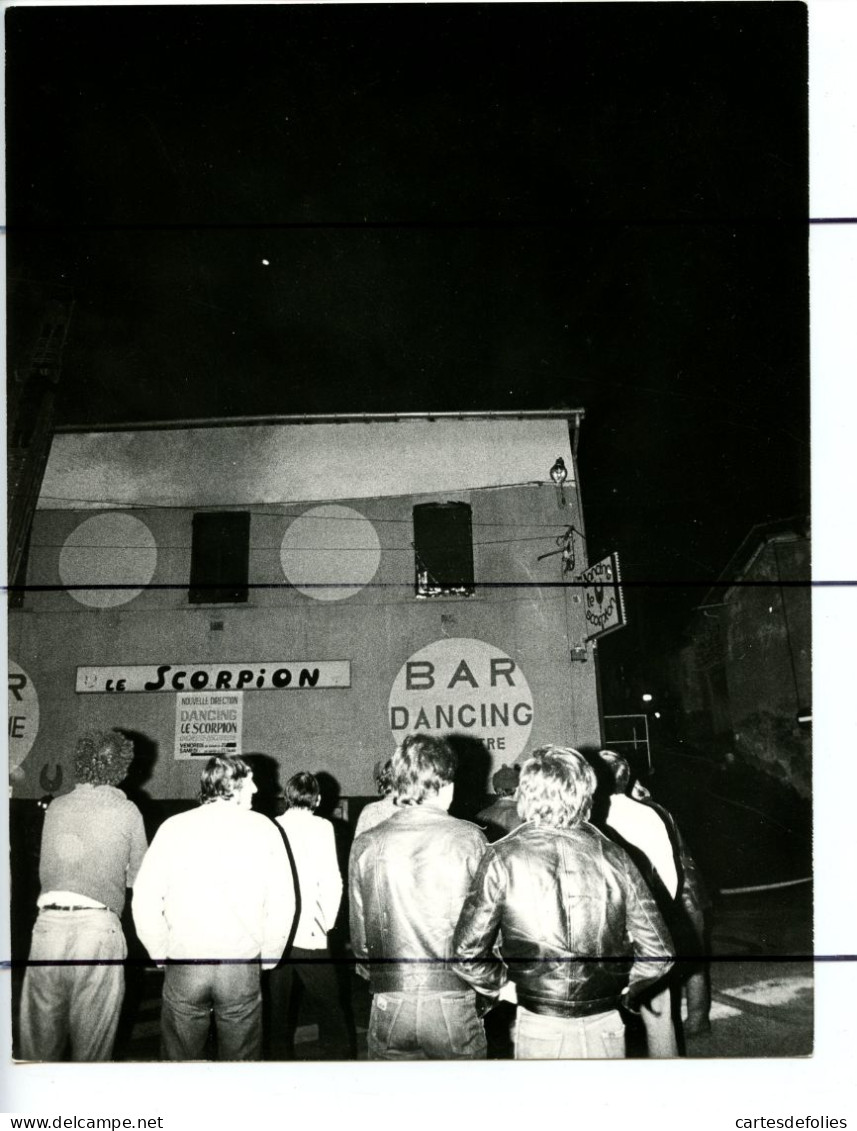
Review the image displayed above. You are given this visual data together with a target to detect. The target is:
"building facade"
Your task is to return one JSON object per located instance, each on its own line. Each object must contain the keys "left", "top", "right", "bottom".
{"left": 8, "top": 412, "right": 604, "bottom": 805}
{"left": 672, "top": 520, "right": 811, "bottom": 797}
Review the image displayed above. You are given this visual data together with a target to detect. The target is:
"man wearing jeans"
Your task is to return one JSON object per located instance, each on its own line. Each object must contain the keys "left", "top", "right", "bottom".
{"left": 19, "top": 729, "right": 147, "bottom": 1061}
{"left": 452, "top": 746, "right": 675, "bottom": 1059}
{"left": 349, "top": 733, "right": 488, "bottom": 1059}
{"left": 133, "top": 756, "right": 295, "bottom": 1060}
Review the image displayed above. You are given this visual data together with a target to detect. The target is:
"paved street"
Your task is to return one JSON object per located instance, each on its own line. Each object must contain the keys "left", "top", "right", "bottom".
{"left": 652, "top": 741, "right": 813, "bottom": 1058}
{"left": 686, "top": 885, "right": 813, "bottom": 1058}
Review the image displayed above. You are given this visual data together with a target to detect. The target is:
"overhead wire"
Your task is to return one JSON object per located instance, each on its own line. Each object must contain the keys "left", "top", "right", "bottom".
{"left": 34, "top": 479, "right": 571, "bottom": 522}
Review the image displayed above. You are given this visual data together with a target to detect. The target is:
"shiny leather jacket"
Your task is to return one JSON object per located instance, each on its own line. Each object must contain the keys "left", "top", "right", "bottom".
{"left": 349, "top": 804, "right": 487, "bottom": 994}
{"left": 451, "top": 821, "right": 674, "bottom": 1018}
{"left": 642, "top": 799, "right": 712, "bottom": 913}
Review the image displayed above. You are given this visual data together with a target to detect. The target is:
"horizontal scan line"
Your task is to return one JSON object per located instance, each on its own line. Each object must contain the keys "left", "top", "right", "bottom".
{"left": 4, "top": 579, "right": 846, "bottom": 593}
{"left": 4, "top": 215, "right": 826, "bottom": 235}
{"left": 0, "top": 954, "right": 849, "bottom": 970}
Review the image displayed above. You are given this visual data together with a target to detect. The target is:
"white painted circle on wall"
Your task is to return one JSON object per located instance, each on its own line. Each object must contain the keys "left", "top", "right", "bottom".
{"left": 59, "top": 513, "right": 158, "bottom": 607}
{"left": 8, "top": 660, "right": 40, "bottom": 771}
{"left": 388, "top": 637, "right": 534, "bottom": 759}
{"left": 281, "top": 505, "right": 381, "bottom": 601}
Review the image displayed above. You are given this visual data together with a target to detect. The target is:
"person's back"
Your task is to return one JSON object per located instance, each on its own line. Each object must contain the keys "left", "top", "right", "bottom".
{"left": 353, "top": 757, "right": 397, "bottom": 839}
{"left": 268, "top": 772, "right": 349, "bottom": 1060}
{"left": 135, "top": 801, "right": 289, "bottom": 960}
{"left": 473, "top": 820, "right": 666, "bottom": 1015}
{"left": 132, "top": 756, "right": 295, "bottom": 1061}
{"left": 353, "top": 793, "right": 397, "bottom": 839}
{"left": 474, "top": 764, "right": 523, "bottom": 843}
{"left": 604, "top": 790, "right": 678, "bottom": 904}
{"left": 39, "top": 785, "right": 144, "bottom": 918}
{"left": 349, "top": 733, "right": 488, "bottom": 1059}
{"left": 637, "top": 795, "right": 712, "bottom": 1037}
{"left": 351, "top": 804, "right": 485, "bottom": 990}
{"left": 475, "top": 796, "right": 522, "bottom": 842}
{"left": 597, "top": 749, "right": 696, "bottom": 1055}
{"left": 639, "top": 797, "right": 711, "bottom": 917}
{"left": 20, "top": 730, "right": 147, "bottom": 1062}
{"left": 453, "top": 746, "right": 674, "bottom": 1060}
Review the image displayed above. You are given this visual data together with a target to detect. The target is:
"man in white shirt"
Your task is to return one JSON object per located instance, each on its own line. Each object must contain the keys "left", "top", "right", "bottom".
{"left": 269, "top": 771, "right": 350, "bottom": 1059}
{"left": 132, "top": 756, "right": 296, "bottom": 1060}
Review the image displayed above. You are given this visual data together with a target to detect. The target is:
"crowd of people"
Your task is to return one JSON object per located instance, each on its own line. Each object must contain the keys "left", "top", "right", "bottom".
{"left": 17, "top": 728, "right": 710, "bottom": 1062}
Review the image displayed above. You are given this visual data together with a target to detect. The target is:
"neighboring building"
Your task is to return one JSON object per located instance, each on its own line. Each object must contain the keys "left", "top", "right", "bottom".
{"left": 672, "top": 519, "right": 810, "bottom": 797}
{"left": 7, "top": 292, "right": 74, "bottom": 597}
{"left": 8, "top": 411, "right": 604, "bottom": 804}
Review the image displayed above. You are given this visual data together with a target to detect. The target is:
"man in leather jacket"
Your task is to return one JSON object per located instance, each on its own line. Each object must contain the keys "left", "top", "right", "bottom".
{"left": 451, "top": 745, "right": 675, "bottom": 1059}
{"left": 349, "top": 733, "right": 488, "bottom": 1059}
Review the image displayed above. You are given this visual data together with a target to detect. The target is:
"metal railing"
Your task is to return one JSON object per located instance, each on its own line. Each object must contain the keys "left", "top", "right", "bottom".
{"left": 602, "top": 713, "right": 652, "bottom": 775}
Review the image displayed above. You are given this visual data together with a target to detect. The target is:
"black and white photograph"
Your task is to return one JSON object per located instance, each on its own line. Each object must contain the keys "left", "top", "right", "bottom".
{"left": 2, "top": 0, "right": 854, "bottom": 1120}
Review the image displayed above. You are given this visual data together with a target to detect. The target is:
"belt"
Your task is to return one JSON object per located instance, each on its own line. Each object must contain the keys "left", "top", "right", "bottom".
{"left": 41, "top": 904, "right": 110, "bottom": 912}
{"left": 517, "top": 993, "right": 624, "bottom": 1019}
{"left": 369, "top": 965, "right": 468, "bottom": 994}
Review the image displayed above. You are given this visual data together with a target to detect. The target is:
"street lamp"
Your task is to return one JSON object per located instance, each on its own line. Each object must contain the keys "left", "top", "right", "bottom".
{"left": 549, "top": 457, "right": 567, "bottom": 508}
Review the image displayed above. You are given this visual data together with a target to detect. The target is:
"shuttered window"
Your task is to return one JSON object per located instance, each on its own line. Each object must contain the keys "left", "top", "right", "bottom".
{"left": 189, "top": 512, "right": 250, "bottom": 604}
{"left": 413, "top": 502, "right": 474, "bottom": 598}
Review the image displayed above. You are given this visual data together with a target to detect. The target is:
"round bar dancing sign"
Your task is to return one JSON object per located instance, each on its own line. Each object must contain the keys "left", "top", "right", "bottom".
{"left": 388, "top": 638, "right": 533, "bottom": 757}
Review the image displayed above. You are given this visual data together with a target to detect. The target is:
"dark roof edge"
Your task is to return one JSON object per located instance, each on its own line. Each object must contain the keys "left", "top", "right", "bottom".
{"left": 55, "top": 410, "right": 586, "bottom": 435}
{"left": 694, "top": 515, "right": 811, "bottom": 613}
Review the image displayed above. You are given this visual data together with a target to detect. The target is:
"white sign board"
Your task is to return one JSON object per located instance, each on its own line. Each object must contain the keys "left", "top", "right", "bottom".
{"left": 76, "top": 661, "right": 351, "bottom": 694}
{"left": 175, "top": 691, "right": 243, "bottom": 760}
{"left": 389, "top": 637, "right": 533, "bottom": 758}
{"left": 8, "top": 660, "right": 40, "bottom": 771}
{"left": 577, "top": 552, "right": 627, "bottom": 641}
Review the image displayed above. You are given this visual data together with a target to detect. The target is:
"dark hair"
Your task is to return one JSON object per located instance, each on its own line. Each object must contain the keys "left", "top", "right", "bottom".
{"left": 199, "top": 755, "right": 251, "bottom": 804}
{"left": 517, "top": 746, "right": 596, "bottom": 828}
{"left": 286, "top": 771, "right": 320, "bottom": 810}
{"left": 392, "top": 734, "right": 457, "bottom": 806}
{"left": 74, "top": 730, "right": 135, "bottom": 787}
{"left": 599, "top": 750, "right": 632, "bottom": 795}
{"left": 492, "top": 763, "right": 520, "bottom": 798}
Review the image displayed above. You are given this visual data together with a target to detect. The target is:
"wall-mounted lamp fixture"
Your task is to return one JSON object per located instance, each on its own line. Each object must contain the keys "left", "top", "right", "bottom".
{"left": 550, "top": 457, "right": 568, "bottom": 508}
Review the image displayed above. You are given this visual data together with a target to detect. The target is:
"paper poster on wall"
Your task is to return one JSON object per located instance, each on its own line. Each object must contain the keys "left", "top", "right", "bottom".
{"left": 175, "top": 691, "right": 243, "bottom": 760}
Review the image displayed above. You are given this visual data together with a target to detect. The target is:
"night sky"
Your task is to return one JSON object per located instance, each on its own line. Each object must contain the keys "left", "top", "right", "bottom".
{"left": 6, "top": 3, "right": 810, "bottom": 688}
